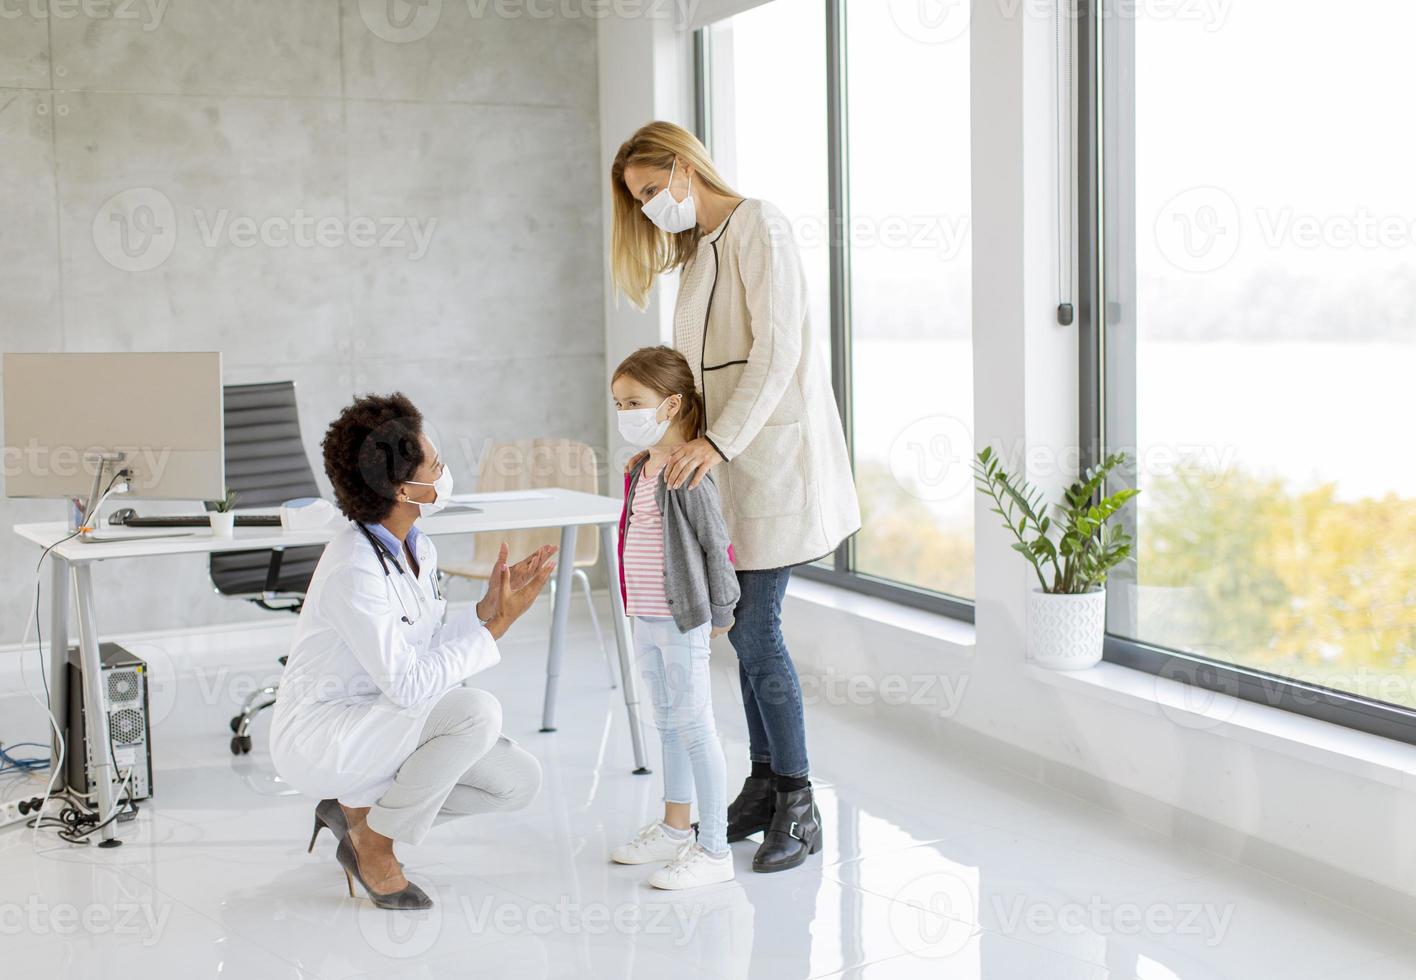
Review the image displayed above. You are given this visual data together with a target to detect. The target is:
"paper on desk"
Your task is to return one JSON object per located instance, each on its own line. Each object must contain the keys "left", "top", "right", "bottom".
{"left": 451, "top": 490, "right": 552, "bottom": 503}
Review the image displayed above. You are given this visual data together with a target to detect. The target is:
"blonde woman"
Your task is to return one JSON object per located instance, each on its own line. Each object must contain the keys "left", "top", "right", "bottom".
{"left": 609, "top": 121, "right": 860, "bottom": 874}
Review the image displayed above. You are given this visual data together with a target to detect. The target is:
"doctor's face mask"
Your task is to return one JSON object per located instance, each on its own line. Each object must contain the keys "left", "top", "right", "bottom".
{"left": 401, "top": 443, "right": 452, "bottom": 519}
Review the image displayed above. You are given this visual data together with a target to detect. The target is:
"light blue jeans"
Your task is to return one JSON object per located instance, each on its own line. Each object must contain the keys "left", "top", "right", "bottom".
{"left": 633, "top": 615, "right": 728, "bottom": 856}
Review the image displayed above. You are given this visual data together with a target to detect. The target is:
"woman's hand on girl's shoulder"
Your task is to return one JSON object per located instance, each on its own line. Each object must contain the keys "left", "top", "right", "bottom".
{"left": 665, "top": 437, "right": 722, "bottom": 491}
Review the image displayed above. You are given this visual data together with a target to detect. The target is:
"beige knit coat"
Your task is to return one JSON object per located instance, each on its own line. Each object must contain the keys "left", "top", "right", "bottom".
{"left": 673, "top": 199, "right": 861, "bottom": 571}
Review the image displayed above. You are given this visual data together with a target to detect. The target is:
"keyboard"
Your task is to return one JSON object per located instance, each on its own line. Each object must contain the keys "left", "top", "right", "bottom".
{"left": 108, "top": 508, "right": 282, "bottom": 528}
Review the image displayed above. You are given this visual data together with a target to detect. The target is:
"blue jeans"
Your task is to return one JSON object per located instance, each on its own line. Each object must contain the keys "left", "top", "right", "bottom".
{"left": 728, "top": 567, "right": 808, "bottom": 779}
{"left": 633, "top": 616, "right": 728, "bottom": 855}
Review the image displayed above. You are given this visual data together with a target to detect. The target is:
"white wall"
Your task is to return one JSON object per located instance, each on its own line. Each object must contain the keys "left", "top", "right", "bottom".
{"left": 0, "top": 1, "right": 606, "bottom": 643}
{"left": 596, "top": 11, "right": 693, "bottom": 485}
{"left": 600, "top": 0, "right": 1416, "bottom": 919}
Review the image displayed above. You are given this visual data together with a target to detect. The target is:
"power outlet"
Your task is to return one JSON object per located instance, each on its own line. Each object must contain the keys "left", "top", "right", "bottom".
{"left": 0, "top": 796, "right": 55, "bottom": 831}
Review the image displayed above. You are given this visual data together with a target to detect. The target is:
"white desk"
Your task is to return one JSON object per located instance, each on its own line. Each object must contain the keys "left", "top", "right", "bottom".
{"left": 14, "top": 488, "right": 649, "bottom": 845}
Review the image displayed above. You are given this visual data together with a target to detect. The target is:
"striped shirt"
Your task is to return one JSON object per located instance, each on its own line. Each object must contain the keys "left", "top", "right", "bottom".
{"left": 623, "top": 464, "right": 672, "bottom": 618}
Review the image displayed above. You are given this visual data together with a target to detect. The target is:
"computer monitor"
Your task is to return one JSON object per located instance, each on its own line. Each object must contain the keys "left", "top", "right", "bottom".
{"left": 2, "top": 352, "right": 225, "bottom": 503}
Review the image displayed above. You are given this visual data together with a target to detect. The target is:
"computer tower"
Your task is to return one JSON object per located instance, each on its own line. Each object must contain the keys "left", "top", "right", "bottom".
{"left": 65, "top": 642, "right": 153, "bottom": 802}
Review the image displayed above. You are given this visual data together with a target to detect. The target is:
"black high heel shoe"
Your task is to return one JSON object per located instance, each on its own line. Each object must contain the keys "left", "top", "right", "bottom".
{"left": 335, "top": 836, "right": 433, "bottom": 910}
{"left": 307, "top": 799, "right": 348, "bottom": 853}
{"left": 309, "top": 801, "right": 404, "bottom": 872}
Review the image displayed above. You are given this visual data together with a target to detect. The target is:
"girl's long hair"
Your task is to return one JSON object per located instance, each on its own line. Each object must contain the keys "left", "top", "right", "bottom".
{"left": 612, "top": 346, "right": 705, "bottom": 442}
{"left": 610, "top": 121, "right": 739, "bottom": 310}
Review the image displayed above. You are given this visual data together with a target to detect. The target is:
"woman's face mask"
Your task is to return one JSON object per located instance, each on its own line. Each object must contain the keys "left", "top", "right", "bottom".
{"left": 404, "top": 465, "right": 453, "bottom": 519}
{"left": 640, "top": 159, "right": 696, "bottom": 234}
{"left": 617, "top": 395, "right": 676, "bottom": 448}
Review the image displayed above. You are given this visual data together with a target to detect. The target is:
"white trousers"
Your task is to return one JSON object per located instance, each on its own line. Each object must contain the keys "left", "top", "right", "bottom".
{"left": 362, "top": 687, "right": 542, "bottom": 845}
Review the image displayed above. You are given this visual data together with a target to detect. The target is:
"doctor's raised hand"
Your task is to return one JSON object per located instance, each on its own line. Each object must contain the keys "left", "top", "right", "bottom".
{"left": 268, "top": 393, "right": 551, "bottom": 914}
{"left": 476, "top": 541, "right": 558, "bottom": 639}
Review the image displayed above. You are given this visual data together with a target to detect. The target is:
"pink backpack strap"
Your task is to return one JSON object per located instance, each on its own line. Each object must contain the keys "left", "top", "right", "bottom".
{"left": 617, "top": 470, "right": 632, "bottom": 605}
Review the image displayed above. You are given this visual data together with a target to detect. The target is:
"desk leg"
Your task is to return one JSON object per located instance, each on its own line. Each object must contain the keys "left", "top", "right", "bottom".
{"left": 540, "top": 525, "right": 578, "bottom": 732}
{"left": 48, "top": 557, "right": 71, "bottom": 794}
{"left": 600, "top": 523, "right": 649, "bottom": 775}
{"left": 73, "top": 564, "right": 120, "bottom": 846}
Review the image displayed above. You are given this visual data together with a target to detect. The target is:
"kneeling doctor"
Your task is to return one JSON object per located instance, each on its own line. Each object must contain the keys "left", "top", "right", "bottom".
{"left": 270, "top": 392, "right": 555, "bottom": 911}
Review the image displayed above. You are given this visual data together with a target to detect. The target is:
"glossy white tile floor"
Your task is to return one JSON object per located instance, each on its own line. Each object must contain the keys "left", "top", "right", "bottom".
{"left": 3, "top": 603, "right": 1415, "bottom": 979}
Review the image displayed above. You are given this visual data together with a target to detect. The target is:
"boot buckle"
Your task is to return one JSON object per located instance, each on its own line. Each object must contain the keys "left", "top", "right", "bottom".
{"left": 788, "top": 820, "right": 803, "bottom": 841}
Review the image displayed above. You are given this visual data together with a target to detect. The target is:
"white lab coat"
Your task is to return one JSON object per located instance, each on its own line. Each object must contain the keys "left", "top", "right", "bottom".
{"left": 269, "top": 522, "right": 499, "bottom": 806}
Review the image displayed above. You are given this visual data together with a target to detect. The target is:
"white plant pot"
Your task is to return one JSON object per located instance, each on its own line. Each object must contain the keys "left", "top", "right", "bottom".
{"left": 209, "top": 512, "right": 235, "bottom": 538}
{"left": 1028, "top": 587, "right": 1106, "bottom": 670}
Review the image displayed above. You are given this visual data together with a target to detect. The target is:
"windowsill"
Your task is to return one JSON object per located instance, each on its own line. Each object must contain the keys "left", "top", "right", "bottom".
{"left": 781, "top": 576, "right": 1416, "bottom": 785}
{"left": 784, "top": 575, "right": 976, "bottom": 656}
{"left": 1030, "top": 661, "right": 1416, "bottom": 788}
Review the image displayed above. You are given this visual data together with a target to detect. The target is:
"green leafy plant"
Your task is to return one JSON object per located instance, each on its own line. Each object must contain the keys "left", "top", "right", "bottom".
{"left": 973, "top": 447, "right": 1139, "bottom": 594}
{"left": 210, "top": 487, "right": 238, "bottom": 513}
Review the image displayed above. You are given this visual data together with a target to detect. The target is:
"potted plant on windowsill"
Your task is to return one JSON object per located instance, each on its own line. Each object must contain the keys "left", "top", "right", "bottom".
{"left": 208, "top": 487, "right": 237, "bottom": 538}
{"left": 973, "top": 447, "right": 1138, "bottom": 670}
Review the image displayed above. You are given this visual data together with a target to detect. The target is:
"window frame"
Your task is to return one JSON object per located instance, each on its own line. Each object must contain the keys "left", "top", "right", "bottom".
{"left": 692, "top": 0, "right": 975, "bottom": 624}
{"left": 1080, "top": 0, "right": 1416, "bottom": 745}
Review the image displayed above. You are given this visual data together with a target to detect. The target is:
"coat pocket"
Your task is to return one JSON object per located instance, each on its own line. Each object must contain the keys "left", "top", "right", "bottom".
{"left": 728, "top": 421, "right": 807, "bottom": 520}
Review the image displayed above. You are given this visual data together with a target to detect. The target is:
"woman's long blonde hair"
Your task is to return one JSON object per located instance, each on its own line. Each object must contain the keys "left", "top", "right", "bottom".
{"left": 610, "top": 121, "right": 738, "bottom": 310}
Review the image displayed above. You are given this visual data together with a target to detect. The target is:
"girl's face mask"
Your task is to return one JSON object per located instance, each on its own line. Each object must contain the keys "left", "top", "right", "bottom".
{"left": 617, "top": 395, "right": 676, "bottom": 448}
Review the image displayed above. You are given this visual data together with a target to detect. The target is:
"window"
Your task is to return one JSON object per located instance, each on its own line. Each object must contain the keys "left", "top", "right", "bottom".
{"left": 702, "top": 0, "right": 829, "bottom": 348}
{"left": 1091, "top": 0, "right": 1416, "bottom": 738}
{"left": 699, "top": 0, "right": 974, "bottom": 616}
{"left": 843, "top": 1, "right": 973, "bottom": 601}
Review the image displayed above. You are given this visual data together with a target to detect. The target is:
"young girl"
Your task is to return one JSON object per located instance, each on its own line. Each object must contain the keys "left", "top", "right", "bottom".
{"left": 609, "top": 346, "right": 741, "bottom": 890}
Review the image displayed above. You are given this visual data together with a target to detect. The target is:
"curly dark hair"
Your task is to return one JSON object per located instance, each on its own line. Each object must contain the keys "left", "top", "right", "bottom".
{"left": 321, "top": 392, "right": 426, "bottom": 524}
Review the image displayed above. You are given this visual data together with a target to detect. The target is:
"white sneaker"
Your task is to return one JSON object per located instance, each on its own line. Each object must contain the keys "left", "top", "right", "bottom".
{"left": 611, "top": 821, "right": 692, "bottom": 865}
{"left": 648, "top": 843, "right": 735, "bottom": 890}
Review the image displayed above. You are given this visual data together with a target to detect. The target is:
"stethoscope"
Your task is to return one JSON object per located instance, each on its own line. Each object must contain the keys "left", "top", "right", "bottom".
{"left": 356, "top": 522, "right": 442, "bottom": 626}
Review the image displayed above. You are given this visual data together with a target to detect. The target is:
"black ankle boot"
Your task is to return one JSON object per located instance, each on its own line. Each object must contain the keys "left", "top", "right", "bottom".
{"left": 752, "top": 785, "right": 822, "bottom": 873}
{"left": 726, "top": 776, "right": 776, "bottom": 842}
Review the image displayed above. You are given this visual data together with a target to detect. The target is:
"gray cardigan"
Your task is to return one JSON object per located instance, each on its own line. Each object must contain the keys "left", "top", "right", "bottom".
{"left": 619, "top": 458, "right": 741, "bottom": 633}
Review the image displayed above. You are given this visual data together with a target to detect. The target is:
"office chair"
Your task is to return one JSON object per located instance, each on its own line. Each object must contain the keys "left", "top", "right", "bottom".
{"left": 213, "top": 381, "right": 325, "bottom": 754}
{"left": 440, "top": 438, "right": 617, "bottom": 688}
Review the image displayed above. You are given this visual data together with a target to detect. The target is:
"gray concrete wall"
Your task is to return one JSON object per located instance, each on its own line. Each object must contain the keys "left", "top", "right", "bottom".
{"left": 0, "top": 0, "right": 604, "bottom": 644}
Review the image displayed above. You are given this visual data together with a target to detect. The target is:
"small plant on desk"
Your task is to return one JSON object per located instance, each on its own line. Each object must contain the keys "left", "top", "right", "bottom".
{"left": 208, "top": 487, "right": 237, "bottom": 538}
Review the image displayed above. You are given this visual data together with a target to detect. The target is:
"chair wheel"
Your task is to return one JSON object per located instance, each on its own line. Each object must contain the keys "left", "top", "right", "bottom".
{"left": 230, "top": 735, "right": 252, "bottom": 755}
{"left": 229, "top": 716, "right": 242, "bottom": 733}
{"left": 229, "top": 736, "right": 243, "bottom": 755}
